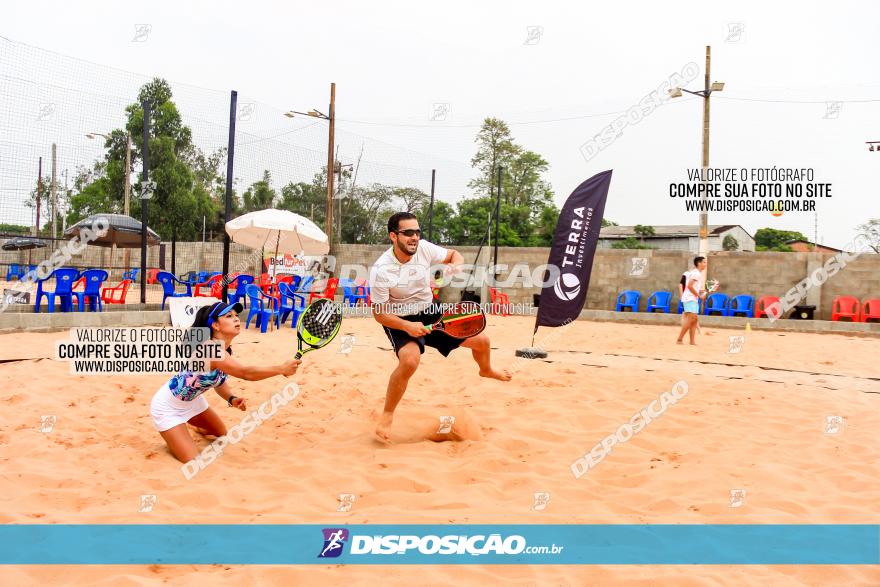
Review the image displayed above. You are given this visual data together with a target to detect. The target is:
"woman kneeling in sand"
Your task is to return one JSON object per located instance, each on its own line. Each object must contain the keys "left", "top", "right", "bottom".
{"left": 150, "top": 301, "right": 300, "bottom": 463}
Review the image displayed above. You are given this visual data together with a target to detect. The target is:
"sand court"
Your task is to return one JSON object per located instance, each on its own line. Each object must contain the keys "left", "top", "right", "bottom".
{"left": 0, "top": 316, "right": 878, "bottom": 584}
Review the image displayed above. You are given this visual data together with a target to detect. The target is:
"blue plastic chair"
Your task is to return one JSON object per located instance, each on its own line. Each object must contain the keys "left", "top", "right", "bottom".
{"left": 341, "top": 278, "right": 369, "bottom": 306}
{"left": 156, "top": 271, "right": 193, "bottom": 310}
{"left": 729, "top": 295, "right": 755, "bottom": 318}
{"left": 35, "top": 268, "right": 80, "bottom": 313}
{"left": 73, "top": 269, "right": 109, "bottom": 312}
{"left": 704, "top": 293, "right": 731, "bottom": 317}
{"left": 245, "top": 284, "right": 280, "bottom": 333}
{"left": 6, "top": 263, "right": 21, "bottom": 281}
{"left": 645, "top": 291, "right": 672, "bottom": 313}
{"left": 227, "top": 274, "right": 254, "bottom": 308}
{"left": 122, "top": 268, "right": 139, "bottom": 281}
{"left": 677, "top": 298, "right": 703, "bottom": 314}
{"left": 178, "top": 271, "right": 198, "bottom": 286}
{"left": 615, "top": 290, "right": 641, "bottom": 312}
{"left": 278, "top": 282, "right": 307, "bottom": 327}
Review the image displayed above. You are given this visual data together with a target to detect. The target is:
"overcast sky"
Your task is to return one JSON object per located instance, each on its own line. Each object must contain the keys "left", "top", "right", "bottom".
{"left": 3, "top": 0, "right": 879, "bottom": 248}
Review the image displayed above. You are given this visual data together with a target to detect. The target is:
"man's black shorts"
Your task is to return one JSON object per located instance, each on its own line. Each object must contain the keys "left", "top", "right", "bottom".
{"left": 382, "top": 307, "right": 464, "bottom": 357}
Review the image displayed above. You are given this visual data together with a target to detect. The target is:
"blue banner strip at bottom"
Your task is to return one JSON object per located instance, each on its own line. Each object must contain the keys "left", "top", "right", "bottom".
{"left": 0, "top": 525, "right": 877, "bottom": 565}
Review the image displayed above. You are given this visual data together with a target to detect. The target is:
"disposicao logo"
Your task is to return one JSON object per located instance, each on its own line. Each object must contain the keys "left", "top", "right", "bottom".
{"left": 318, "top": 528, "right": 349, "bottom": 558}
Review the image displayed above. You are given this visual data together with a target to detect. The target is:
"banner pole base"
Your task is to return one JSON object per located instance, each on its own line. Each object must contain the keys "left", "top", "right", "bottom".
{"left": 515, "top": 347, "right": 548, "bottom": 359}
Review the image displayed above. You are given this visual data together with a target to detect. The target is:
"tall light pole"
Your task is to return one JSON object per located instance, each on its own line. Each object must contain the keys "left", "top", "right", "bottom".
{"left": 284, "top": 82, "right": 336, "bottom": 251}
{"left": 669, "top": 46, "right": 725, "bottom": 259}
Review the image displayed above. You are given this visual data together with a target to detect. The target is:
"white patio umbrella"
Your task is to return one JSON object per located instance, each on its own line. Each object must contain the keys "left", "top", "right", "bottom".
{"left": 225, "top": 209, "right": 329, "bottom": 279}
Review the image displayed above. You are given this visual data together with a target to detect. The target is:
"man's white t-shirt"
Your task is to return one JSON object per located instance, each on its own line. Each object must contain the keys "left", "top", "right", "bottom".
{"left": 369, "top": 239, "right": 448, "bottom": 315}
{"left": 680, "top": 268, "right": 704, "bottom": 303}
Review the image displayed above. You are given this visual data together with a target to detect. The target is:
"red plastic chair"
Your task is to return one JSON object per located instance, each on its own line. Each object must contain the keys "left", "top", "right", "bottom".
{"left": 146, "top": 269, "right": 160, "bottom": 285}
{"left": 755, "top": 295, "right": 781, "bottom": 319}
{"left": 258, "top": 272, "right": 274, "bottom": 295}
{"left": 309, "top": 278, "right": 339, "bottom": 303}
{"left": 193, "top": 274, "right": 223, "bottom": 298}
{"left": 861, "top": 298, "right": 880, "bottom": 323}
{"left": 354, "top": 278, "right": 371, "bottom": 305}
{"left": 101, "top": 279, "right": 132, "bottom": 305}
{"left": 489, "top": 287, "right": 510, "bottom": 316}
{"left": 831, "top": 296, "right": 861, "bottom": 322}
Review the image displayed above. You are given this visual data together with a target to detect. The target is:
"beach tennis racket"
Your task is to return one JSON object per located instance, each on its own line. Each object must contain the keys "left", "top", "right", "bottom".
{"left": 294, "top": 298, "right": 343, "bottom": 359}
{"left": 425, "top": 301, "right": 486, "bottom": 339}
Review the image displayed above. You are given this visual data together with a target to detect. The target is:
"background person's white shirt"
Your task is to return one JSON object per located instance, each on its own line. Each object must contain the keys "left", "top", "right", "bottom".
{"left": 680, "top": 268, "right": 704, "bottom": 303}
{"left": 369, "top": 239, "right": 448, "bottom": 315}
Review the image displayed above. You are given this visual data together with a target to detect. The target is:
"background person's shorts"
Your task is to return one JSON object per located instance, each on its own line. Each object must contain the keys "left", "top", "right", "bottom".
{"left": 383, "top": 308, "right": 464, "bottom": 357}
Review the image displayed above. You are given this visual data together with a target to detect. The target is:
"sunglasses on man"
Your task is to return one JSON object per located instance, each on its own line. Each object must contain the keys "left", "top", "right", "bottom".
{"left": 395, "top": 229, "right": 422, "bottom": 238}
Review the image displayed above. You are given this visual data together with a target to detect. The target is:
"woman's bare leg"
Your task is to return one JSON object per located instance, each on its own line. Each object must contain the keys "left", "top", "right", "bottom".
{"left": 188, "top": 407, "right": 227, "bottom": 438}
{"left": 158, "top": 424, "right": 200, "bottom": 463}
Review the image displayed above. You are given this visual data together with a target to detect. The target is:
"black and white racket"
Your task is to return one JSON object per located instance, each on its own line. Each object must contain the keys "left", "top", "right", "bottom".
{"left": 294, "top": 298, "right": 343, "bottom": 359}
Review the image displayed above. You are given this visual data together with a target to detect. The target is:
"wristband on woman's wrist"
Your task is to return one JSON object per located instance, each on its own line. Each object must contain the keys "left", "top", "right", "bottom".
{"left": 227, "top": 395, "right": 238, "bottom": 407}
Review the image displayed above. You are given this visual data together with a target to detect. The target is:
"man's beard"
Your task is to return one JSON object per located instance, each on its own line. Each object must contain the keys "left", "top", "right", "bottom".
{"left": 395, "top": 239, "right": 417, "bottom": 256}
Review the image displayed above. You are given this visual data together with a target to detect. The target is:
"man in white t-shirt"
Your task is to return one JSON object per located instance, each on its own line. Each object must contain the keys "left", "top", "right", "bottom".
{"left": 676, "top": 255, "right": 713, "bottom": 345}
{"left": 369, "top": 212, "right": 512, "bottom": 442}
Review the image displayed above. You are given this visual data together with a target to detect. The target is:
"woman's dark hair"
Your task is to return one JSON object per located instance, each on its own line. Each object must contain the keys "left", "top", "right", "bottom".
{"left": 190, "top": 303, "right": 232, "bottom": 355}
{"left": 388, "top": 212, "right": 417, "bottom": 234}
{"left": 693, "top": 256, "right": 705, "bottom": 266}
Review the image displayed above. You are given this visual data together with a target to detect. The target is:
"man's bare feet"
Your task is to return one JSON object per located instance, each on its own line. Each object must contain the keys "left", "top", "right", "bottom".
{"left": 676, "top": 339, "right": 683, "bottom": 345}
{"left": 479, "top": 367, "right": 512, "bottom": 381}
{"left": 375, "top": 412, "right": 394, "bottom": 443}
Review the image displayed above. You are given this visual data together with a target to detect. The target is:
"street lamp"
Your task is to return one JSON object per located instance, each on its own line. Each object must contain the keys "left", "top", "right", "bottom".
{"left": 283, "top": 83, "right": 337, "bottom": 251}
{"left": 668, "top": 46, "right": 725, "bottom": 261}
{"left": 283, "top": 109, "right": 328, "bottom": 119}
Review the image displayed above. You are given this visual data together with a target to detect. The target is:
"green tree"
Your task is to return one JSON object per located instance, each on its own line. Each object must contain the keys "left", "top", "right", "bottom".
{"left": 601, "top": 218, "right": 619, "bottom": 227}
{"left": 278, "top": 174, "right": 326, "bottom": 228}
{"left": 468, "top": 118, "right": 519, "bottom": 198}
{"left": 633, "top": 224, "right": 655, "bottom": 244}
{"left": 723, "top": 234, "right": 739, "bottom": 251}
{"left": 423, "top": 200, "right": 456, "bottom": 245}
{"left": 0, "top": 223, "right": 30, "bottom": 236}
{"left": 67, "top": 78, "right": 220, "bottom": 241}
{"left": 611, "top": 237, "right": 653, "bottom": 250}
{"left": 857, "top": 219, "right": 880, "bottom": 253}
{"left": 754, "top": 228, "right": 807, "bottom": 251}
{"left": 505, "top": 150, "right": 552, "bottom": 208}
{"left": 241, "top": 170, "right": 277, "bottom": 212}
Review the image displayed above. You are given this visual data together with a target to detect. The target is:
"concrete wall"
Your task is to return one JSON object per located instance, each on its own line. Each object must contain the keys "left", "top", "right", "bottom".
{"left": 4, "top": 238, "right": 877, "bottom": 320}
{"left": 330, "top": 245, "right": 880, "bottom": 320}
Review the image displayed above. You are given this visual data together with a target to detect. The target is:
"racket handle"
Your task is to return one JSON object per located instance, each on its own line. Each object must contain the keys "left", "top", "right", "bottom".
{"left": 294, "top": 351, "right": 303, "bottom": 360}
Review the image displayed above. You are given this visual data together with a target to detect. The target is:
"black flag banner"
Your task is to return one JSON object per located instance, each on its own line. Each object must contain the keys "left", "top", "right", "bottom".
{"left": 535, "top": 170, "right": 612, "bottom": 330}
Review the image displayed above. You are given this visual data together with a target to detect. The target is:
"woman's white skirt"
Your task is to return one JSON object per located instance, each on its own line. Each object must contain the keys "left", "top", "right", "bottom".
{"left": 150, "top": 383, "right": 210, "bottom": 432}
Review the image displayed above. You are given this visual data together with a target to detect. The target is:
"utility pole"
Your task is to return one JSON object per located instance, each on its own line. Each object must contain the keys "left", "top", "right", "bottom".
{"left": 62, "top": 169, "right": 68, "bottom": 234}
{"left": 36, "top": 157, "right": 42, "bottom": 237}
{"left": 669, "top": 46, "right": 724, "bottom": 265}
{"left": 700, "top": 45, "right": 711, "bottom": 259}
{"left": 326, "top": 82, "right": 336, "bottom": 252}
{"left": 51, "top": 144, "right": 57, "bottom": 247}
